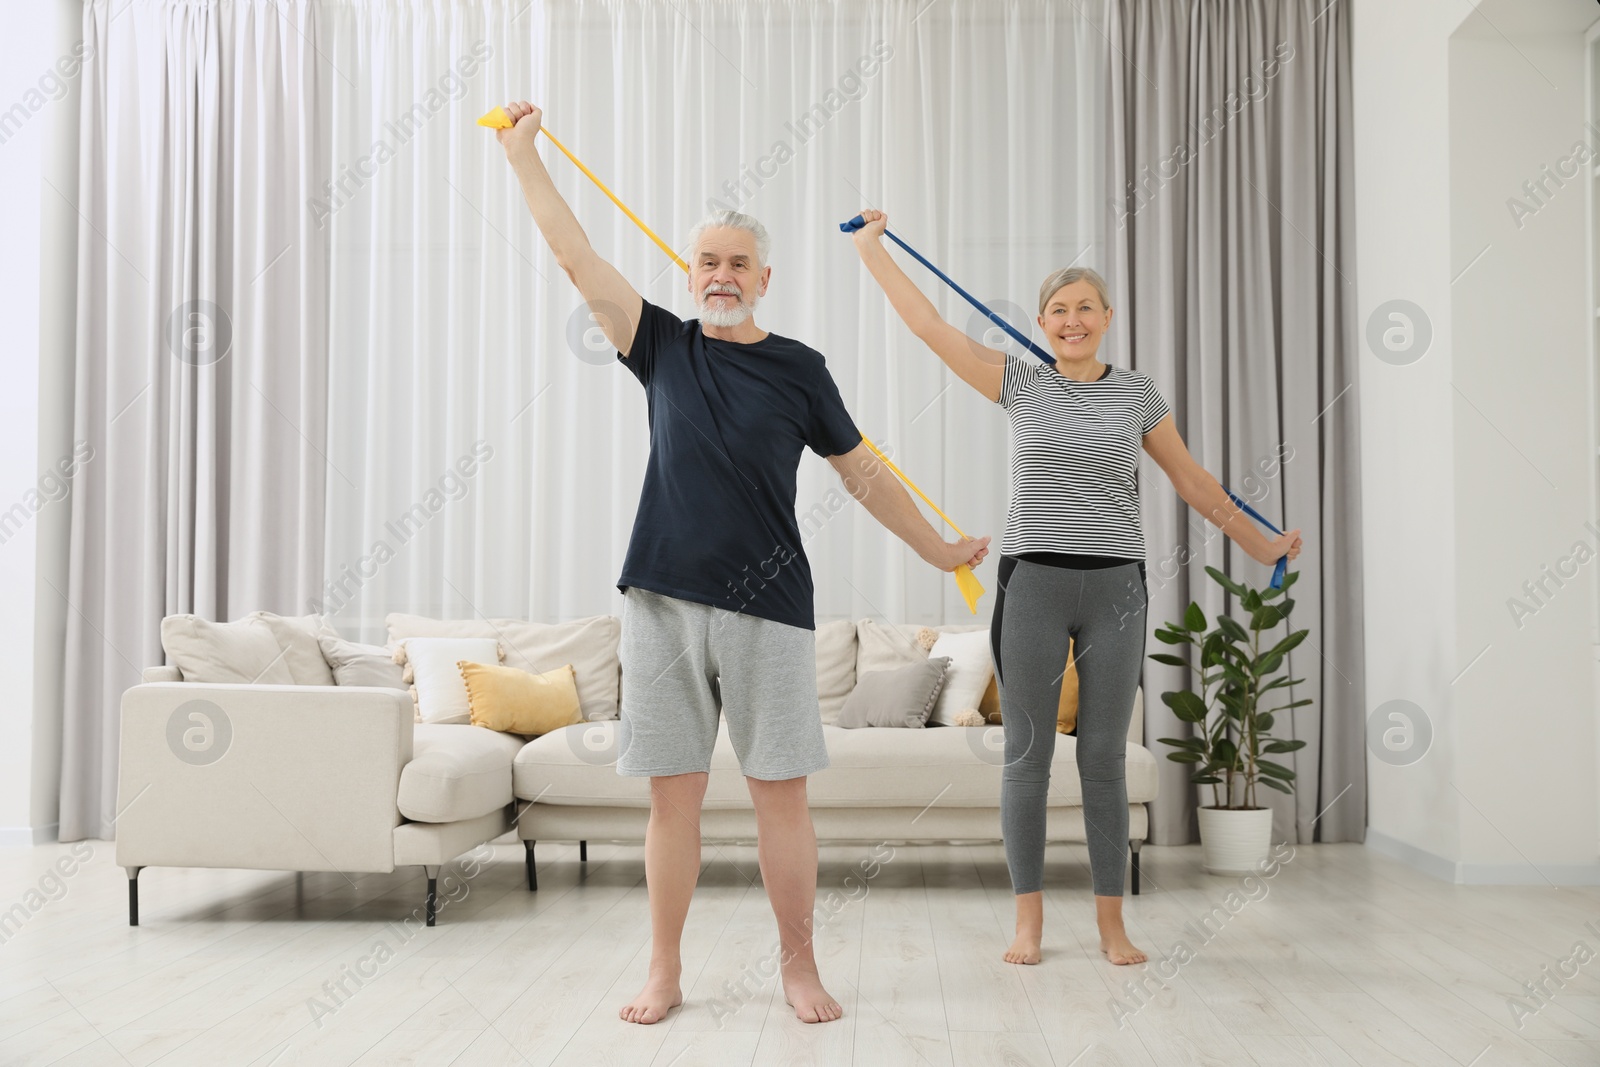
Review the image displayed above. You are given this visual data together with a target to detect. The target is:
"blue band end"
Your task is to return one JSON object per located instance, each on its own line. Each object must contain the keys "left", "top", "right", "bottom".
{"left": 1270, "top": 557, "right": 1288, "bottom": 590}
{"left": 839, "top": 215, "right": 866, "bottom": 233}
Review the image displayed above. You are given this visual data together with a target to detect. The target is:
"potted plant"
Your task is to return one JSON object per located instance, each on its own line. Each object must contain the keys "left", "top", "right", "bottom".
{"left": 1151, "top": 566, "right": 1311, "bottom": 875}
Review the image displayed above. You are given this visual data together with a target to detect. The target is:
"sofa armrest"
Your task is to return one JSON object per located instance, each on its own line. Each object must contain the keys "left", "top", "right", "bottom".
{"left": 115, "top": 682, "right": 414, "bottom": 874}
{"left": 142, "top": 665, "right": 181, "bottom": 683}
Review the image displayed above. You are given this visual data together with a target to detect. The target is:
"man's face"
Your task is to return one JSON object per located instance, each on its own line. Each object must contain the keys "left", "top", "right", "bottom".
{"left": 690, "top": 226, "right": 770, "bottom": 327}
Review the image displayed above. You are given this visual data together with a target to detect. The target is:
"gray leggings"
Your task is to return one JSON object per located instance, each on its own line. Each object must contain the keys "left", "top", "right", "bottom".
{"left": 990, "top": 555, "right": 1148, "bottom": 896}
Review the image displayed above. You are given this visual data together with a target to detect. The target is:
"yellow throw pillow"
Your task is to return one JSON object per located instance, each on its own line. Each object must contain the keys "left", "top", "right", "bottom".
{"left": 458, "top": 661, "right": 582, "bottom": 735}
{"left": 982, "top": 639, "right": 1080, "bottom": 734}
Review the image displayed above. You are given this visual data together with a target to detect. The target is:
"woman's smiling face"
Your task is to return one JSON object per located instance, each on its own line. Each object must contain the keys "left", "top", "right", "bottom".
{"left": 1038, "top": 280, "right": 1113, "bottom": 362}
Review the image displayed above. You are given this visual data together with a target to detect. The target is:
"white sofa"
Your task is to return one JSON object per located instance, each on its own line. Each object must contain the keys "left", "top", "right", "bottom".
{"left": 116, "top": 612, "right": 1157, "bottom": 928}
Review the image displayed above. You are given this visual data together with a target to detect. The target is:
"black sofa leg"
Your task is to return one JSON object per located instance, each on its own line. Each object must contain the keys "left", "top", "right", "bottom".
{"left": 580, "top": 840, "right": 587, "bottom": 863}
{"left": 126, "top": 867, "right": 142, "bottom": 926}
{"left": 1130, "top": 841, "right": 1142, "bottom": 896}
{"left": 425, "top": 865, "right": 440, "bottom": 926}
{"left": 525, "top": 840, "right": 537, "bottom": 891}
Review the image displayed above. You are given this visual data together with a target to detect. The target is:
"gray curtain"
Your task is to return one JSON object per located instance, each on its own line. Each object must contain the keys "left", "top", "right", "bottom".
{"left": 57, "top": 0, "right": 329, "bottom": 840}
{"left": 1103, "top": 0, "right": 1365, "bottom": 845}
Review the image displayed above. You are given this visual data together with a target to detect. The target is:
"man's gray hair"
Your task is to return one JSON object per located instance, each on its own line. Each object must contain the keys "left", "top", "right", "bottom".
{"left": 687, "top": 210, "right": 771, "bottom": 267}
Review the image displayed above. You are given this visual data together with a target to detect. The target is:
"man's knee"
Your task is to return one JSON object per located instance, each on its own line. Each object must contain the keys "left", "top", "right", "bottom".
{"left": 650, "top": 772, "right": 710, "bottom": 815}
{"left": 746, "top": 774, "right": 808, "bottom": 813}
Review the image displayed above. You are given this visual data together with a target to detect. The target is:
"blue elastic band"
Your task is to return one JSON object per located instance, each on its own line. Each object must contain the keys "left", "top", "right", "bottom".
{"left": 842, "top": 213, "right": 1290, "bottom": 590}
{"left": 840, "top": 215, "right": 1058, "bottom": 365}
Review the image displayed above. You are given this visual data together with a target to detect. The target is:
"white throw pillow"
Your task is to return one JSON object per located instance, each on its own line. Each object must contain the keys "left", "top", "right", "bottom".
{"left": 927, "top": 629, "right": 995, "bottom": 727}
{"left": 397, "top": 637, "right": 502, "bottom": 725}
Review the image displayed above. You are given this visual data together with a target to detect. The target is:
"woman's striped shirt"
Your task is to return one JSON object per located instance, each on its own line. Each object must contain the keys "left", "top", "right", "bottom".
{"left": 996, "top": 351, "right": 1171, "bottom": 560}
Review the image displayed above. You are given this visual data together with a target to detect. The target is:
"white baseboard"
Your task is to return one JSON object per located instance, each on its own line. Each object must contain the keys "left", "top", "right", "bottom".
{"left": 1365, "top": 828, "right": 1600, "bottom": 886}
{"left": 0, "top": 824, "right": 59, "bottom": 848}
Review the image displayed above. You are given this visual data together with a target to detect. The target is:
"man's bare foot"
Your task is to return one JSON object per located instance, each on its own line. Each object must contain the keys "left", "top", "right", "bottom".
{"left": 1099, "top": 930, "right": 1147, "bottom": 966}
{"left": 619, "top": 963, "right": 683, "bottom": 1025}
{"left": 782, "top": 963, "right": 843, "bottom": 1023}
{"left": 1003, "top": 930, "right": 1041, "bottom": 965}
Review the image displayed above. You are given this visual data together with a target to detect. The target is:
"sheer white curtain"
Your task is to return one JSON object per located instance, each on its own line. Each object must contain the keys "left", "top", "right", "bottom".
{"left": 59, "top": 0, "right": 328, "bottom": 840}
{"left": 315, "top": 0, "right": 1112, "bottom": 641}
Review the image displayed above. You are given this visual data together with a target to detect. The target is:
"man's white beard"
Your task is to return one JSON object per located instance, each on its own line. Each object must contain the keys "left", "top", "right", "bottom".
{"left": 699, "top": 286, "right": 758, "bottom": 327}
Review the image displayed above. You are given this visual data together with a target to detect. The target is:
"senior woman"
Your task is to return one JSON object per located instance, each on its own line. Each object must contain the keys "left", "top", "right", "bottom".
{"left": 850, "top": 209, "right": 1303, "bottom": 966}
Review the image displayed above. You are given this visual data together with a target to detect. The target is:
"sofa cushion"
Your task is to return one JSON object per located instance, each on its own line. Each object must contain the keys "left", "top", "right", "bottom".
{"left": 399, "top": 724, "right": 524, "bottom": 822}
{"left": 814, "top": 619, "right": 857, "bottom": 726}
{"left": 856, "top": 619, "right": 986, "bottom": 678}
{"left": 838, "top": 658, "right": 950, "bottom": 729}
{"left": 319, "top": 632, "right": 406, "bottom": 688}
{"left": 513, "top": 716, "right": 1157, "bottom": 809}
{"left": 387, "top": 613, "right": 621, "bottom": 722}
{"left": 161, "top": 611, "right": 334, "bottom": 686}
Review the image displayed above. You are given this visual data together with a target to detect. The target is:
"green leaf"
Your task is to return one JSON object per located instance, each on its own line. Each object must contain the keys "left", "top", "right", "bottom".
{"left": 1214, "top": 738, "right": 1238, "bottom": 764}
{"left": 1264, "top": 740, "right": 1307, "bottom": 753}
{"left": 1159, "top": 737, "right": 1208, "bottom": 751}
{"left": 1269, "top": 698, "right": 1315, "bottom": 711}
{"left": 1242, "top": 588, "right": 1263, "bottom": 612}
{"left": 1260, "top": 585, "right": 1284, "bottom": 601}
{"left": 1149, "top": 652, "right": 1190, "bottom": 668}
{"left": 1258, "top": 776, "right": 1293, "bottom": 794}
{"left": 1257, "top": 759, "right": 1296, "bottom": 780}
{"left": 1206, "top": 567, "right": 1247, "bottom": 597}
{"left": 1201, "top": 632, "right": 1227, "bottom": 668}
{"left": 1252, "top": 605, "right": 1287, "bottom": 631}
{"left": 1191, "top": 774, "right": 1223, "bottom": 785}
{"left": 1282, "top": 570, "right": 1300, "bottom": 590}
{"left": 1163, "top": 690, "right": 1208, "bottom": 723}
{"left": 1259, "top": 676, "right": 1305, "bottom": 693}
{"left": 1265, "top": 630, "right": 1309, "bottom": 660}
{"left": 1167, "top": 751, "right": 1203, "bottom": 763}
{"left": 1254, "top": 713, "right": 1275, "bottom": 733}
{"left": 1257, "top": 651, "right": 1284, "bottom": 675}
{"left": 1183, "top": 602, "right": 1207, "bottom": 632}
{"left": 1217, "top": 616, "right": 1250, "bottom": 643}
{"left": 1153, "top": 628, "right": 1191, "bottom": 645}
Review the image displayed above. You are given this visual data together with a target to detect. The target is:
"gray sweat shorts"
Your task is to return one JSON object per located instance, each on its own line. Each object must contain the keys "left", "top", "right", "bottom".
{"left": 616, "top": 587, "right": 829, "bottom": 781}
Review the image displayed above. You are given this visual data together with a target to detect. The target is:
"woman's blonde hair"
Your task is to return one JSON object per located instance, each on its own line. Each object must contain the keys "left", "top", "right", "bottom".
{"left": 1038, "top": 267, "right": 1112, "bottom": 315}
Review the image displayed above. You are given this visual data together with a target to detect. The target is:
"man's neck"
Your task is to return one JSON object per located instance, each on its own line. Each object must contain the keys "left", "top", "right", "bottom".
{"left": 701, "top": 319, "right": 768, "bottom": 344}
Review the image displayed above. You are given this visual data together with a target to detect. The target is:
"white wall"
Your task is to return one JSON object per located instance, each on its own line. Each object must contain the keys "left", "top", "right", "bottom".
{"left": 1356, "top": 0, "right": 1600, "bottom": 883}
{"left": 1, "top": 0, "right": 81, "bottom": 847}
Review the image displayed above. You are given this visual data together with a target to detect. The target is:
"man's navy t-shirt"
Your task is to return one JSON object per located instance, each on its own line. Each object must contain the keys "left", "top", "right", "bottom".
{"left": 615, "top": 299, "right": 861, "bottom": 631}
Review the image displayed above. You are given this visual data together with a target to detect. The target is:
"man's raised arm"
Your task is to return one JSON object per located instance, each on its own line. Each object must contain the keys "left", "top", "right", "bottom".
{"left": 497, "top": 101, "right": 644, "bottom": 356}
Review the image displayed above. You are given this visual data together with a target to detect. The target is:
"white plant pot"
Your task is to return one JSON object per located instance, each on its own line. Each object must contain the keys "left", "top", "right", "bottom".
{"left": 1197, "top": 806, "right": 1274, "bottom": 875}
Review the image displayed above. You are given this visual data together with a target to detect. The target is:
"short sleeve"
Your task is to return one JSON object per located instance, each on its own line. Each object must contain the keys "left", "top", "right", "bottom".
{"left": 617, "top": 299, "right": 685, "bottom": 387}
{"left": 998, "top": 351, "right": 1033, "bottom": 409}
{"left": 806, "top": 361, "right": 862, "bottom": 458}
{"left": 1139, "top": 374, "right": 1172, "bottom": 434}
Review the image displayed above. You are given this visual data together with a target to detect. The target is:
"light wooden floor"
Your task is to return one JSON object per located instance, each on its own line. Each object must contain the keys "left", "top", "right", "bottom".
{"left": 0, "top": 838, "right": 1596, "bottom": 1066}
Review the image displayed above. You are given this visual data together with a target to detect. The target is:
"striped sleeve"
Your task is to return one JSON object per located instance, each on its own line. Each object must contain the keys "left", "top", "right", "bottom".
{"left": 998, "top": 351, "right": 1032, "bottom": 409}
{"left": 1138, "top": 374, "right": 1171, "bottom": 434}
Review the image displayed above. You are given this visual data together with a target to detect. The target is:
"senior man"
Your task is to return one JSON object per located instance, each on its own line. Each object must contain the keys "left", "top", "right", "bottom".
{"left": 497, "top": 101, "right": 989, "bottom": 1025}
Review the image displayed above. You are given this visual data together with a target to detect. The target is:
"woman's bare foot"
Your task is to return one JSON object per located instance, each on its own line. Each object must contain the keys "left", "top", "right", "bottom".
{"left": 1095, "top": 894, "right": 1146, "bottom": 965}
{"left": 1099, "top": 930, "right": 1147, "bottom": 965}
{"left": 1004, "top": 931, "right": 1042, "bottom": 965}
{"left": 1005, "top": 890, "right": 1044, "bottom": 965}
{"left": 619, "top": 962, "right": 683, "bottom": 1024}
{"left": 781, "top": 962, "right": 843, "bottom": 1023}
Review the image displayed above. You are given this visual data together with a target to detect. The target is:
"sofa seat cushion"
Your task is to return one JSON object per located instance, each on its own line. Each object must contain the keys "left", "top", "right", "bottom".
{"left": 513, "top": 721, "right": 1158, "bottom": 809}
{"left": 399, "top": 724, "right": 524, "bottom": 822}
